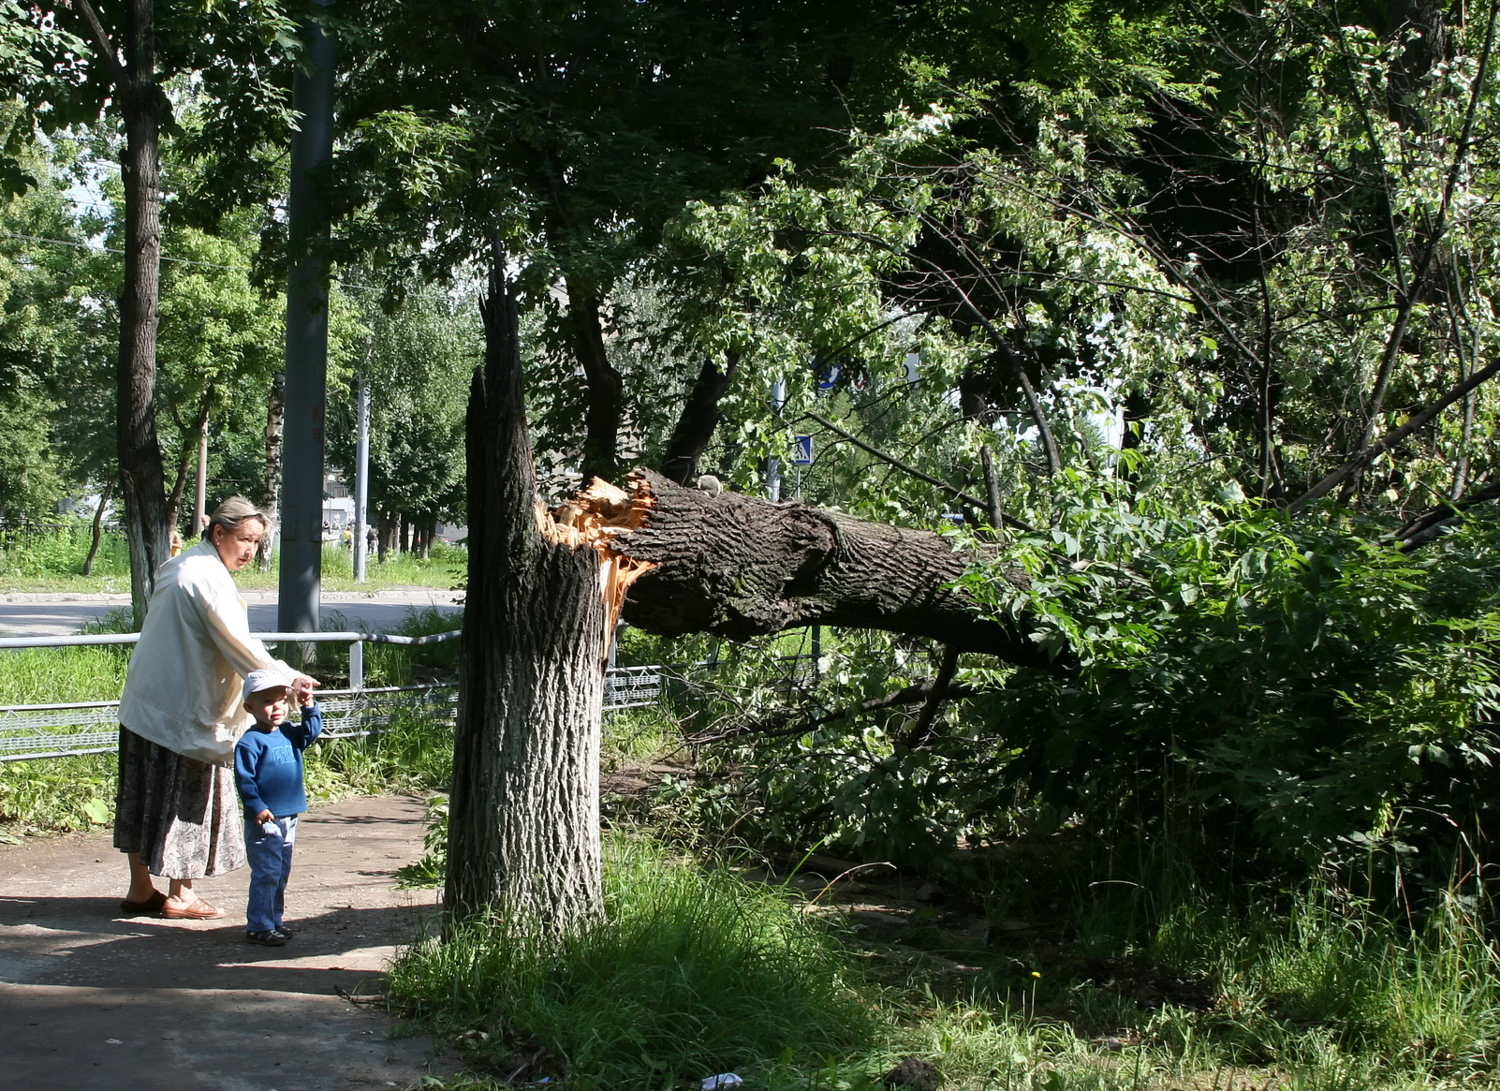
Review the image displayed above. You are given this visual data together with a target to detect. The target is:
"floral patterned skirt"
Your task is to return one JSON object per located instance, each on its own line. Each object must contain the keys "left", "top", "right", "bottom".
{"left": 113, "top": 726, "right": 246, "bottom": 880}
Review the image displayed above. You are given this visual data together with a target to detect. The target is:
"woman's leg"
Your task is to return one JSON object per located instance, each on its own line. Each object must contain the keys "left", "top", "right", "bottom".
{"left": 125, "top": 852, "right": 161, "bottom": 903}
{"left": 165, "top": 879, "right": 196, "bottom": 905}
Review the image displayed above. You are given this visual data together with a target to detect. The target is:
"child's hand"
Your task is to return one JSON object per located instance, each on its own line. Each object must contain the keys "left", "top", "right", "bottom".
{"left": 293, "top": 673, "right": 320, "bottom": 707}
{"left": 256, "top": 809, "right": 274, "bottom": 824}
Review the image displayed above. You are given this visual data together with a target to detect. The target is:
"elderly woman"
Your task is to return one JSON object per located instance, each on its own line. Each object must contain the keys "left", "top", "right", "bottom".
{"left": 114, "top": 496, "right": 317, "bottom": 920}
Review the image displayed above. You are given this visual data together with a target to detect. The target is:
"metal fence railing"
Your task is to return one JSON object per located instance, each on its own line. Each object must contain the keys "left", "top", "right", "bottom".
{"left": 0, "top": 628, "right": 663, "bottom": 762}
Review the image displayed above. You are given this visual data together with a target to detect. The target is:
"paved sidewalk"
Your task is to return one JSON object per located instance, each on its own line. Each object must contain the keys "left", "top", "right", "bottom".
{"left": 0, "top": 795, "right": 457, "bottom": 1090}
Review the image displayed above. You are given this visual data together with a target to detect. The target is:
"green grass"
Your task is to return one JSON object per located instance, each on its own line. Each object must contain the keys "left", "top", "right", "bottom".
{"left": 602, "top": 705, "right": 680, "bottom": 765}
{"left": 391, "top": 807, "right": 1500, "bottom": 1091}
{"left": 0, "top": 752, "right": 118, "bottom": 832}
{"left": 0, "top": 525, "right": 132, "bottom": 589}
{"left": 0, "top": 527, "right": 465, "bottom": 593}
{"left": 0, "top": 643, "right": 131, "bottom": 704}
{"left": 1148, "top": 886, "right": 1500, "bottom": 1075}
{"left": 386, "top": 836, "right": 883, "bottom": 1091}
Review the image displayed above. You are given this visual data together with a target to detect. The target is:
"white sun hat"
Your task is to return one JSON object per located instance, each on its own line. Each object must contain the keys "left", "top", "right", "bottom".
{"left": 242, "top": 666, "right": 295, "bottom": 703}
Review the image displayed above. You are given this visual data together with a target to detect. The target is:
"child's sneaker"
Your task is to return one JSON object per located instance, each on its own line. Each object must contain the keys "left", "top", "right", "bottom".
{"left": 272, "top": 926, "right": 294, "bottom": 939}
{"left": 246, "top": 930, "right": 289, "bottom": 946}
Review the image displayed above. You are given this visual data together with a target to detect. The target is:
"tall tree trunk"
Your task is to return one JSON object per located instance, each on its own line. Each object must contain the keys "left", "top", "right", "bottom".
{"left": 258, "top": 372, "right": 285, "bottom": 567}
{"left": 166, "top": 384, "right": 214, "bottom": 533}
{"left": 446, "top": 259, "right": 608, "bottom": 933}
{"left": 570, "top": 290, "right": 624, "bottom": 484}
{"left": 112, "top": 0, "right": 172, "bottom": 623}
{"left": 82, "top": 474, "right": 118, "bottom": 577}
{"left": 658, "top": 353, "right": 739, "bottom": 484}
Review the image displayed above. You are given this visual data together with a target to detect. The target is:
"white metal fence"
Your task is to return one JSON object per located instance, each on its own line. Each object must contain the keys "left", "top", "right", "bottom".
{"left": 0, "top": 628, "right": 663, "bottom": 762}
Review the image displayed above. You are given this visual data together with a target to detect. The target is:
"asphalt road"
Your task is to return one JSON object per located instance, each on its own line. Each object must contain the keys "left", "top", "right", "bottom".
{"left": 0, "top": 589, "right": 463, "bottom": 641}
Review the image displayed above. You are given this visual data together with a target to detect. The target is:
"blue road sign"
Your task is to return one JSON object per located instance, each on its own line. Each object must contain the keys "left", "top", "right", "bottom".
{"left": 792, "top": 434, "right": 814, "bottom": 465}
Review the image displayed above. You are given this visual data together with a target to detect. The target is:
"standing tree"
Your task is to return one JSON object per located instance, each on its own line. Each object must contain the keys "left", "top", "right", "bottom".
{"left": 5, "top": 0, "right": 297, "bottom": 617}
{"left": 446, "top": 262, "right": 610, "bottom": 930}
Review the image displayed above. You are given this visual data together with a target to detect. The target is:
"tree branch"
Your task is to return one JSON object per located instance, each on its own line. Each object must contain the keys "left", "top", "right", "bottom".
{"left": 1288, "top": 357, "right": 1500, "bottom": 514}
{"left": 1394, "top": 479, "right": 1500, "bottom": 550}
{"left": 687, "top": 677, "right": 981, "bottom": 746}
{"left": 65, "top": 0, "right": 129, "bottom": 89}
{"left": 901, "top": 644, "right": 960, "bottom": 751}
{"left": 804, "top": 410, "right": 1035, "bottom": 532}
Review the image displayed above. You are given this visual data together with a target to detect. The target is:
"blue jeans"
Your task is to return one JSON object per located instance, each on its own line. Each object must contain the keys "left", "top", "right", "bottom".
{"left": 244, "top": 814, "right": 297, "bottom": 933}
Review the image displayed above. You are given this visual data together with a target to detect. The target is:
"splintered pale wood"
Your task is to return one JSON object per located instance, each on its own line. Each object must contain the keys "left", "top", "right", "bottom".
{"left": 539, "top": 476, "right": 659, "bottom": 659}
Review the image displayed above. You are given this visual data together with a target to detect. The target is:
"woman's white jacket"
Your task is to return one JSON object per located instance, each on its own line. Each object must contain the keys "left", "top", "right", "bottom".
{"left": 118, "top": 539, "right": 292, "bottom": 765}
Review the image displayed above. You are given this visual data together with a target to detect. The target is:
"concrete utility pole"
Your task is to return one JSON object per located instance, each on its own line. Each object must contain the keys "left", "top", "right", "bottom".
{"left": 353, "top": 374, "right": 370, "bottom": 582}
{"left": 194, "top": 429, "right": 207, "bottom": 531}
{"left": 767, "top": 378, "right": 786, "bottom": 502}
{"left": 278, "top": 0, "right": 336, "bottom": 639}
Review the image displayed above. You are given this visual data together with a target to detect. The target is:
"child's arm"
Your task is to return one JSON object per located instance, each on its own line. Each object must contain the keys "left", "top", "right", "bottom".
{"left": 285, "top": 699, "right": 324, "bottom": 750}
{"left": 233, "top": 740, "right": 273, "bottom": 823}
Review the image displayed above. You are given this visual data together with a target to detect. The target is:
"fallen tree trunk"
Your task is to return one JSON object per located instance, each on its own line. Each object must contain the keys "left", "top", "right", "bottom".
{"left": 571, "top": 470, "right": 1056, "bottom": 671}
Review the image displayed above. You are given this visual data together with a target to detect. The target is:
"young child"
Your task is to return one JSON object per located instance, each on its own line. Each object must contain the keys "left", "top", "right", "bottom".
{"left": 233, "top": 667, "right": 323, "bottom": 946}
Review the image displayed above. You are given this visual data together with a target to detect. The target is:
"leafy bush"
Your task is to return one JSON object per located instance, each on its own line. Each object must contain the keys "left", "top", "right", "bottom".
{"left": 676, "top": 470, "right": 1500, "bottom": 900}
{"left": 961, "top": 480, "right": 1500, "bottom": 882}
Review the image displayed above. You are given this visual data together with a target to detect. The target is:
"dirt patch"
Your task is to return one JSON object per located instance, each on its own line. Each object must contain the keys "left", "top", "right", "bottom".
{"left": 0, "top": 793, "right": 457, "bottom": 1090}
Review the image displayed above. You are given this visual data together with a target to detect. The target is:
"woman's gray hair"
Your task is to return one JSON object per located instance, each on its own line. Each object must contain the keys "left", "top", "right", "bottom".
{"left": 202, "top": 496, "right": 269, "bottom": 541}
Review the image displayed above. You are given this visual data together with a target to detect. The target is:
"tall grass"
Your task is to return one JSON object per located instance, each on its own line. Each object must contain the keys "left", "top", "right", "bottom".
{"left": 315, "top": 541, "right": 467, "bottom": 591}
{"left": 305, "top": 711, "right": 453, "bottom": 799}
{"left": 362, "top": 604, "right": 463, "bottom": 686}
{"left": 0, "top": 644, "right": 131, "bottom": 704}
{"left": 0, "top": 525, "right": 131, "bottom": 584}
{"left": 602, "top": 705, "right": 680, "bottom": 765}
{"left": 1160, "top": 885, "right": 1500, "bottom": 1075}
{"left": 0, "top": 528, "right": 464, "bottom": 593}
{"left": 387, "top": 836, "right": 883, "bottom": 1091}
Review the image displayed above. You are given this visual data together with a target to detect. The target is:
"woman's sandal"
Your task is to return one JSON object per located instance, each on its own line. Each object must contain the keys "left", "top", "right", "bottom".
{"left": 159, "top": 898, "right": 225, "bottom": 920}
{"left": 118, "top": 890, "right": 169, "bottom": 915}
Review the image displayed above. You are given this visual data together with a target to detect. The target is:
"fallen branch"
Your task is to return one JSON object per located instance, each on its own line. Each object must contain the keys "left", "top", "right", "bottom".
{"left": 686, "top": 676, "right": 980, "bottom": 746}
{"left": 1394, "top": 479, "right": 1500, "bottom": 550}
{"left": 901, "top": 645, "right": 961, "bottom": 751}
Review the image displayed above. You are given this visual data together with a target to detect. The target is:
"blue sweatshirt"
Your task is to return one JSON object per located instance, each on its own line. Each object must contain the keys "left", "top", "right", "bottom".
{"left": 233, "top": 702, "right": 323, "bottom": 818}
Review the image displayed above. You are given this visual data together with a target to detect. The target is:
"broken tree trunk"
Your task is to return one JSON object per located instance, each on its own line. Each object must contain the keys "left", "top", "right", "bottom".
{"left": 449, "top": 363, "right": 1052, "bottom": 934}
{"left": 446, "top": 263, "right": 652, "bottom": 933}
{"left": 580, "top": 471, "right": 1053, "bottom": 669}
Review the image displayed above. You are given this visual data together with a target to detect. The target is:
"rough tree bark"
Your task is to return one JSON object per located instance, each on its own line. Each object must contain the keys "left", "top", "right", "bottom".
{"left": 605, "top": 471, "right": 1053, "bottom": 668}
{"left": 257, "top": 373, "right": 285, "bottom": 568}
{"left": 71, "top": 0, "right": 173, "bottom": 621}
{"left": 446, "top": 262, "right": 651, "bottom": 932}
